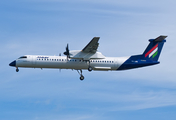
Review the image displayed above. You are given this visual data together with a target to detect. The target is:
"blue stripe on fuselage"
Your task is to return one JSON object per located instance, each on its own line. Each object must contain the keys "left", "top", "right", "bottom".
{"left": 117, "top": 55, "right": 159, "bottom": 70}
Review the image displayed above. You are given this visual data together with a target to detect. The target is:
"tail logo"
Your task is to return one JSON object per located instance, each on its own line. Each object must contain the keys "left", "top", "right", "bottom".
{"left": 145, "top": 44, "right": 158, "bottom": 58}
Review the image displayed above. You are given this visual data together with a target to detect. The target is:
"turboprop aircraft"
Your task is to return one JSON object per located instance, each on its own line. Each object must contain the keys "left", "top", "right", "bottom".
{"left": 9, "top": 36, "right": 167, "bottom": 80}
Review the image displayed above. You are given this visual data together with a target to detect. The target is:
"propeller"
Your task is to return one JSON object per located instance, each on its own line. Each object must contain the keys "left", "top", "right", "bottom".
{"left": 63, "top": 44, "right": 70, "bottom": 60}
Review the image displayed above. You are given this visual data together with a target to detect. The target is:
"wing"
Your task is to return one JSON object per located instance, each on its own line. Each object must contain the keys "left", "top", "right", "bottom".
{"left": 82, "top": 37, "right": 100, "bottom": 53}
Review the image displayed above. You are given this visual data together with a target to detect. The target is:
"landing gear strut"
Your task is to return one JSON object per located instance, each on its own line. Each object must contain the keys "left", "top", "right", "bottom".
{"left": 16, "top": 67, "right": 19, "bottom": 72}
{"left": 87, "top": 60, "right": 92, "bottom": 72}
{"left": 77, "top": 70, "right": 84, "bottom": 80}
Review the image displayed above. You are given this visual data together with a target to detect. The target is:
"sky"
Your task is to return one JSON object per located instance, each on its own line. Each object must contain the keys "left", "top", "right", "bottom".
{"left": 0, "top": 0, "right": 176, "bottom": 120}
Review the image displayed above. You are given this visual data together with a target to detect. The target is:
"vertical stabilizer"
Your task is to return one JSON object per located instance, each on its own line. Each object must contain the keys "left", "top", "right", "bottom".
{"left": 142, "top": 36, "right": 167, "bottom": 61}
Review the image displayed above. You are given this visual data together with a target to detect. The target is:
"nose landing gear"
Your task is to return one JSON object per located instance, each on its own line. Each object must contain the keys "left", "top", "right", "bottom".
{"left": 16, "top": 67, "right": 19, "bottom": 72}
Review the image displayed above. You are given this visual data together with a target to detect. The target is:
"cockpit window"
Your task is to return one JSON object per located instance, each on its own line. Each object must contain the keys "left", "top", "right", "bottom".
{"left": 18, "top": 56, "right": 27, "bottom": 59}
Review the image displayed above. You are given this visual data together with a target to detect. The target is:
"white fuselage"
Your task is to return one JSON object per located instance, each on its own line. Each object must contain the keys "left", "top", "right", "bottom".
{"left": 16, "top": 55, "right": 129, "bottom": 71}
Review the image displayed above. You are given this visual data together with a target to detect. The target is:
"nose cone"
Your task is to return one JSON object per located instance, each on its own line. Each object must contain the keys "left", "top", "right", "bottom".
{"left": 9, "top": 60, "right": 16, "bottom": 67}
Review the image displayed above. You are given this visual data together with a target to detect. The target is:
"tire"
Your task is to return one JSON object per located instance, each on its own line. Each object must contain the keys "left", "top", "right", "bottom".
{"left": 16, "top": 69, "right": 19, "bottom": 72}
{"left": 88, "top": 67, "right": 92, "bottom": 72}
{"left": 80, "top": 76, "right": 84, "bottom": 80}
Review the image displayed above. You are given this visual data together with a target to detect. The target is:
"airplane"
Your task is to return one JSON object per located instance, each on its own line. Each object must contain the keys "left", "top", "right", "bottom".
{"left": 9, "top": 36, "right": 167, "bottom": 80}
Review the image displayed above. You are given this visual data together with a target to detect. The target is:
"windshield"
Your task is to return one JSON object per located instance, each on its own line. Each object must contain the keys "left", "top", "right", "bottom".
{"left": 18, "top": 56, "right": 27, "bottom": 59}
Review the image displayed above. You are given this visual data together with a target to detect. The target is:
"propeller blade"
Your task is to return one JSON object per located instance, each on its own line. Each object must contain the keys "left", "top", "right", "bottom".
{"left": 63, "top": 44, "right": 70, "bottom": 56}
{"left": 63, "top": 44, "right": 70, "bottom": 61}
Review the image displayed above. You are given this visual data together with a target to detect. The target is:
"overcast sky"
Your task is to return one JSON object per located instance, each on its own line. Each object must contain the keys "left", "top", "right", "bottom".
{"left": 1, "top": 0, "right": 176, "bottom": 120}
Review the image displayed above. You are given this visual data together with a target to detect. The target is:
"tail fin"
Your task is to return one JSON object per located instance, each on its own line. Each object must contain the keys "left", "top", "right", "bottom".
{"left": 142, "top": 36, "right": 167, "bottom": 61}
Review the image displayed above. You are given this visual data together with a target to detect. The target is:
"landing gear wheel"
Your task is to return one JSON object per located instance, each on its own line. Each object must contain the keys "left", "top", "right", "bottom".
{"left": 80, "top": 75, "right": 84, "bottom": 80}
{"left": 16, "top": 68, "right": 19, "bottom": 72}
{"left": 88, "top": 66, "right": 93, "bottom": 72}
{"left": 77, "top": 70, "right": 85, "bottom": 81}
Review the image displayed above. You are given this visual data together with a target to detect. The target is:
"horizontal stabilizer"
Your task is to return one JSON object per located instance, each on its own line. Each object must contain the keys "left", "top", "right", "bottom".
{"left": 151, "top": 35, "right": 167, "bottom": 42}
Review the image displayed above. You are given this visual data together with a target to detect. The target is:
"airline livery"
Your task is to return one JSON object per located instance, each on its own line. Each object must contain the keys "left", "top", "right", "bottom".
{"left": 9, "top": 36, "right": 167, "bottom": 80}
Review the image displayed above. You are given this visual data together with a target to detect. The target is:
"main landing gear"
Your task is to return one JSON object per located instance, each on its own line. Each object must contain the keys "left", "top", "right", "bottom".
{"left": 77, "top": 70, "right": 84, "bottom": 80}
{"left": 16, "top": 67, "right": 19, "bottom": 72}
{"left": 88, "top": 66, "right": 93, "bottom": 72}
{"left": 77, "top": 60, "right": 93, "bottom": 80}
{"left": 87, "top": 60, "right": 93, "bottom": 72}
